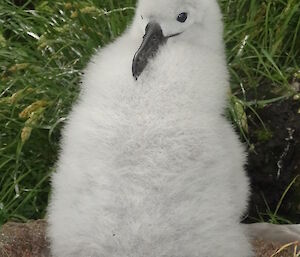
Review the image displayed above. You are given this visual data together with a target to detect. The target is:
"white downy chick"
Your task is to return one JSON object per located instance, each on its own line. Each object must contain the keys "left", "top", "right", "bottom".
{"left": 47, "top": 0, "right": 253, "bottom": 256}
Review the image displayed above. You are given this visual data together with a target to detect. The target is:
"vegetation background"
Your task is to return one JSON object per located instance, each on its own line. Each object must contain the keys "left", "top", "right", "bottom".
{"left": 0, "top": 0, "right": 299, "bottom": 226}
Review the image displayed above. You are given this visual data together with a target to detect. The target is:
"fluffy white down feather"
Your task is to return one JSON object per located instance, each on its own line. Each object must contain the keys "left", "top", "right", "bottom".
{"left": 244, "top": 223, "right": 300, "bottom": 244}
{"left": 47, "top": 0, "right": 253, "bottom": 256}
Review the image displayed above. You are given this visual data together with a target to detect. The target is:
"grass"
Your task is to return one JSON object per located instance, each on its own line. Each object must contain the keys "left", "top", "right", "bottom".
{"left": 0, "top": 0, "right": 136, "bottom": 225}
{"left": 0, "top": 0, "right": 299, "bottom": 226}
{"left": 254, "top": 176, "right": 300, "bottom": 224}
{"left": 270, "top": 241, "right": 300, "bottom": 257}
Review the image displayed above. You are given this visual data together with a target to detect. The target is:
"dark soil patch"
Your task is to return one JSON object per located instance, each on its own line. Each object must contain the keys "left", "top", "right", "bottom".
{"left": 245, "top": 98, "right": 300, "bottom": 223}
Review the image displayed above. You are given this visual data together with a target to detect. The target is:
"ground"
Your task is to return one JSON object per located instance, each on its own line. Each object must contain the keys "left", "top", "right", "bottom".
{"left": 0, "top": 220, "right": 299, "bottom": 257}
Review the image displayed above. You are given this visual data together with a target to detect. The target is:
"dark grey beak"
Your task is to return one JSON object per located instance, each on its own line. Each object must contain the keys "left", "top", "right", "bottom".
{"left": 132, "top": 22, "right": 167, "bottom": 80}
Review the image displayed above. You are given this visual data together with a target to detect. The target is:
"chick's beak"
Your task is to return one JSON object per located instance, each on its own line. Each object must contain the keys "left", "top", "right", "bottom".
{"left": 132, "top": 22, "right": 167, "bottom": 80}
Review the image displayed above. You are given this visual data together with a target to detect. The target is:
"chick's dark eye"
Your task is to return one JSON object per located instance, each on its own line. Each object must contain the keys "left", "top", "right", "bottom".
{"left": 177, "top": 12, "right": 188, "bottom": 23}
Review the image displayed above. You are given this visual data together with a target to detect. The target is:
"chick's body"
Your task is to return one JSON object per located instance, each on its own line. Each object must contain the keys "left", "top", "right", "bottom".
{"left": 48, "top": 1, "right": 253, "bottom": 256}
